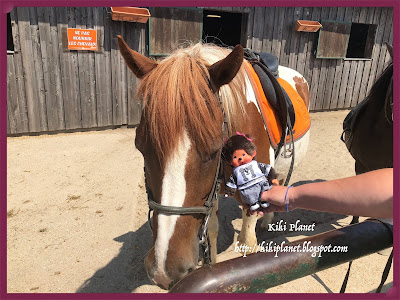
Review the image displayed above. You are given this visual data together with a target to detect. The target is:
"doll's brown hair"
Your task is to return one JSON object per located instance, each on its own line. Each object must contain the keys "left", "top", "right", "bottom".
{"left": 222, "top": 134, "right": 256, "bottom": 164}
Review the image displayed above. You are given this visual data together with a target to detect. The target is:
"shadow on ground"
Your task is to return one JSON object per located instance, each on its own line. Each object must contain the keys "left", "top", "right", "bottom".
{"left": 76, "top": 179, "right": 350, "bottom": 293}
{"left": 76, "top": 223, "right": 153, "bottom": 293}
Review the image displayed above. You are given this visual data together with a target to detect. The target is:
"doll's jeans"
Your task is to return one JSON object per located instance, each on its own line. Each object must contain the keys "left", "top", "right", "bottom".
{"left": 239, "top": 180, "right": 271, "bottom": 206}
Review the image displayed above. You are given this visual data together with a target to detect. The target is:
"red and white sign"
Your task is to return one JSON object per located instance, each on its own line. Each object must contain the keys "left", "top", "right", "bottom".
{"left": 67, "top": 28, "right": 97, "bottom": 51}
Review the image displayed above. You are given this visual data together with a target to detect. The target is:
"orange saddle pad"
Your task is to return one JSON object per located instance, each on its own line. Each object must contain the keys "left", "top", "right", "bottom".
{"left": 244, "top": 60, "right": 310, "bottom": 148}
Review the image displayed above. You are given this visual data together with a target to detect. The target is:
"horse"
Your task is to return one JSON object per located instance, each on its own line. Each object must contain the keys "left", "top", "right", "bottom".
{"left": 117, "top": 35, "right": 310, "bottom": 289}
{"left": 342, "top": 44, "right": 393, "bottom": 175}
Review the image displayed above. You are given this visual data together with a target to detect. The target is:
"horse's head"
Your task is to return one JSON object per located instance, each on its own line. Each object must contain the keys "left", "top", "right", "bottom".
{"left": 118, "top": 36, "right": 245, "bottom": 288}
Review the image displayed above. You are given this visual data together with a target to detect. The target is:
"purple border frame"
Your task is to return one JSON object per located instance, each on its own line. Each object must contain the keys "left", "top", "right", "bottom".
{"left": 0, "top": 0, "right": 398, "bottom": 299}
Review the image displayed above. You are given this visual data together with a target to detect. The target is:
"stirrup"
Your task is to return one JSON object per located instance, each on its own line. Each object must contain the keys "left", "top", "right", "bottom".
{"left": 283, "top": 127, "right": 293, "bottom": 158}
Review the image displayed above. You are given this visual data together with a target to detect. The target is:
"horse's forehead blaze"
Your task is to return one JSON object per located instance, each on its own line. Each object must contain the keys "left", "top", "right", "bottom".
{"left": 153, "top": 131, "right": 191, "bottom": 277}
{"left": 293, "top": 76, "right": 310, "bottom": 109}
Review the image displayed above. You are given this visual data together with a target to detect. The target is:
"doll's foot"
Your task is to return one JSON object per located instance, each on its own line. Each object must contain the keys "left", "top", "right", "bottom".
{"left": 250, "top": 203, "right": 260, "bottom": 211}
{"left": 260, "top": 201, "right": 270, "bottom": 208}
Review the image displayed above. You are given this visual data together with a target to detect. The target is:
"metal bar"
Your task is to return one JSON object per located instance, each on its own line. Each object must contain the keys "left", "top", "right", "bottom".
{"left": 169, "top": 219, "right": 393, "bottom": 293}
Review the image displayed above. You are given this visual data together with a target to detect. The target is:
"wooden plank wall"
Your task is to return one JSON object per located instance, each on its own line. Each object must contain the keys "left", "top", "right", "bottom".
{"left": 244, "top": 6, "right": 393, "bottom": 111}
{"left": 7, "top": 7, "right": 393, "bottom": 135}
{"left": 7, "top": 7, "right": 146, "bottom": 135}
{"left": 149, "top": 8, "right": 203, "bottom": 56}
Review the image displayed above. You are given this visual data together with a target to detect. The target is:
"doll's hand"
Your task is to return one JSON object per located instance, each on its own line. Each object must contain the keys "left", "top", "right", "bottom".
{"left": 271, "top": 179, "right": 279, "bottom": 186}
{"left": 225, "top": 186, "right": 236, "bottom": 197}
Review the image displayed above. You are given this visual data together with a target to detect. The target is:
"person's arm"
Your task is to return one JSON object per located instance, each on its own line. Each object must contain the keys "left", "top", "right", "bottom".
{"left": 258, "top": 168, "right": 393, "bottom": 219}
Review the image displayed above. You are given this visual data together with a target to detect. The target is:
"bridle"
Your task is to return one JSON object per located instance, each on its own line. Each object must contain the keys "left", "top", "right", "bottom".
{"left": 145, "top": 90, "right": 229, "bottom": 266}
{"left": 146, "top": 154, "right": 223, "bottom": 265}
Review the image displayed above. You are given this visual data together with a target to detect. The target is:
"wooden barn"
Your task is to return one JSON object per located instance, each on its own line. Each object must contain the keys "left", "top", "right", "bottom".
{"left": 6, "top": 6, "right": 393, "bottom": 135}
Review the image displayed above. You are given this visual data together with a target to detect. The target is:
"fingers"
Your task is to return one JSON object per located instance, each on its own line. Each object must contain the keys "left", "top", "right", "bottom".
{"left": 247, "top": 205, "right": 286, "bottom": 215}
{"left": 250, "top": 209, "right": 264, "bottom": 216}
{"left": 261, "top": 205, "right": 287, "bottom": 213}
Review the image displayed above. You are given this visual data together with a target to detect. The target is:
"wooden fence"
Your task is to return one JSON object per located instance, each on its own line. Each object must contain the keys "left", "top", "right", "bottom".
{"left": 7, "top": 7, "right": 393, "bottom": 135}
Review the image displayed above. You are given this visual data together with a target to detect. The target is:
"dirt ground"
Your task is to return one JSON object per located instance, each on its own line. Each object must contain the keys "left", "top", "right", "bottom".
{"left": 7, "top": 110, "right": 393, "bottom": 294}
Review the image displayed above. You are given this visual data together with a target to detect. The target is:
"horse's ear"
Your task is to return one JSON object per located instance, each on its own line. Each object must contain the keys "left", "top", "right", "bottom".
{"left": 385, "top": 43, "right": 393, "bottom": 61}
{"left": 208, "top": 45, "right": 244, "bottom": 92}
{"left": 117, "top": 35, "right": 158, "bottom": 79}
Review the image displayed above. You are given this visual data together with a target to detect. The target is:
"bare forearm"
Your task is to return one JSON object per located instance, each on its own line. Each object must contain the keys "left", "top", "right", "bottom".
{"left": 290, "top": 168, "right": 393, "bottom": 218}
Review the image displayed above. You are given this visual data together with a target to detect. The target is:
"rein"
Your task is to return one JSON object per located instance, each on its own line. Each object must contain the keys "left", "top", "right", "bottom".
{"left": 146, "top": 91, "right": 229, "bottom": 266}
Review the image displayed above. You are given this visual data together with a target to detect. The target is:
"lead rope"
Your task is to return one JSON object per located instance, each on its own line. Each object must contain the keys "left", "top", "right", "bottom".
{"left": 375, "top": 249, "right": 393, "bottom": 293}
{"left": 340, "top": 219, "right": 393, "bottom": 293}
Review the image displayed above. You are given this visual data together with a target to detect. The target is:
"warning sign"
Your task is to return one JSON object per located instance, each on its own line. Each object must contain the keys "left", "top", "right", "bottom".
{"left": 67, "top": 28, "right": 97, "bottom": 51}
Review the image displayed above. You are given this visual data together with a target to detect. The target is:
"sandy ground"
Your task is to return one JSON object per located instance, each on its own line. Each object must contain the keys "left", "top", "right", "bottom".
{"left": 7, "top": 110, "right": 393, "bottom": 294}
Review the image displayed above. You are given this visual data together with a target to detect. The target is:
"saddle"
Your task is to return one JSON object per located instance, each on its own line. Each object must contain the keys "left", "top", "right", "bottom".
{"left": 243, "top": 49, "right": 310, "bottom": 186}
{"left": 244, "top": 49, "right": 296, "bottom": 136}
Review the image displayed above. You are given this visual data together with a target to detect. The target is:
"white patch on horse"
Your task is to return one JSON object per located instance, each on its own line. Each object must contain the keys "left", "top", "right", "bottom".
{"left": 278, "top": 65, "right": 309, "bottom": 91}
{"left": 269, "top": 146, "right": 275, "bottom": 168}
{"left": 274, "top": 130, "right": 310, "bottom": 179}
{"left": 244, "top": 74, "right": 261, "bottom": 113}
{"left": 154, "top": 130, "right": 191, "bottom": 282}
{"left": 245, "top": 72, "right": 277, "bottom": 161}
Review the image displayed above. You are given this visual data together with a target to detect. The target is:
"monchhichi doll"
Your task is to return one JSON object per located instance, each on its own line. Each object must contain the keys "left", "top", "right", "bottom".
{"left": 222, "top": 132, "right": 279, "bottom": 211}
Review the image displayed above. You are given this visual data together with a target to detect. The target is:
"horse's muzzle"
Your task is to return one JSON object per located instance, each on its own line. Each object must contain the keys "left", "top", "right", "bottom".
{"left": 144, "top": 246, "right": 196, "bottom": 290}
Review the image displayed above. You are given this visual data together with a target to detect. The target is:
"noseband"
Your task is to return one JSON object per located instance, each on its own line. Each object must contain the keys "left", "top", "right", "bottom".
{"left": 145, "top": 92, "right": 229, "bottom": 266}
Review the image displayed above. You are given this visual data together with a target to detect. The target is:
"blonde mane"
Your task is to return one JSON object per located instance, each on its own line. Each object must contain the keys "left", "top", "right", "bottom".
{"left": 137, "top": 43, "right": 247, "bottom": 161}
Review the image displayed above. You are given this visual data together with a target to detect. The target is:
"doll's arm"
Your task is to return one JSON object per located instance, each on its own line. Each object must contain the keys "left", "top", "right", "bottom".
{"left": 225, "top": 186, "right": 237, "bottom": 197}
{"left": 258, "top": 162, "right": 271, "bottom": 176}
{"left": 225, "top": 175, "right": 237, "bottom": 197}
{"left": 267, "top": 167, "right": 279, "bottom": 185}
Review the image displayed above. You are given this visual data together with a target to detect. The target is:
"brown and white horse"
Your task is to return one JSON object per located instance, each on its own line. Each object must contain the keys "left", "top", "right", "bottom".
{"left": 118, "top": 36, "right": 310, "bottom": 289}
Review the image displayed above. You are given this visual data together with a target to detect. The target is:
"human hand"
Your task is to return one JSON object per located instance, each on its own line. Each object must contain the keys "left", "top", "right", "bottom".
{"left": 247, "top": 185, "right": 295, "bottom": 216}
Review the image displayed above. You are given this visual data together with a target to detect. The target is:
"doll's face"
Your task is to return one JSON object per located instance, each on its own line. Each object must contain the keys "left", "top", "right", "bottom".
{"left": 231, "top": 149, "right": 256, "bottom": 167}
